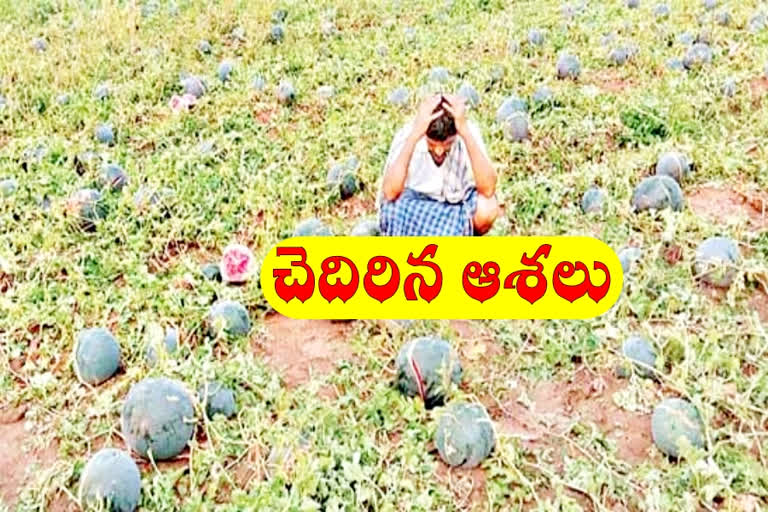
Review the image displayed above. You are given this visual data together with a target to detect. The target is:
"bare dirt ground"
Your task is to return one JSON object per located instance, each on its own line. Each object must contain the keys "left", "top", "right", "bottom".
{"left": 689, "top": 186, "right": 768, "bottom": 231}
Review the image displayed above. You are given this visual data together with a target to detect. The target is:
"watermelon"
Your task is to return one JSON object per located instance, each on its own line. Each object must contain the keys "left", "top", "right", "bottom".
{"left": 457, "top": 82, "right": 480, "bottom": 108}
{"left": 95, "top": 123, "right": 115, "bottom": 145}
{"left": 93, "top": 83, "right": 110, "bottom": 101}
{"left": 428, "top": 67, "right": 450, "bottom": 84}
{"left": 320, "top": 20, "right": 338, "bottom": 38}
{"left": 631, "top": 176, "right": 684, "bottom": 212}
{"left": 220, "top": 243, "right": 256, "bottom": 284}
{"left": 655, "top": 151, "right": 692, "bottom": 184}
{"left": 32, "top": 37, "right": 47, "bottom": 52}
{"left": 435, "top": 403, "right": 495, "bottom": 468}
{"left": 230, "top": 26, "right": 246, "bottom": 42}
{"left": 102, "top": 164, "right": 128, "bottom": 191}
{"left": 74, "top": 327, "right": 121, "bottom": 385}
{"left": 206, "top": 300, "right": 251, "bottom": 338}
{"left": 651, "top": 398, "right": 706, "bottom": 458}
{"left": 503, "top": 112, "right": 530, "bottom": 142}
{"left": 620, "top": 336, "right": 657, "bottom": 378}
{"left": 277, "top": 80, "right": 296, "bottom": 105}
{"left": 678, "top": 32, "right": 694, "bottom": 46}
{"left": 722, "top": 78, "right": 737, "bottom": 98}
{"left": 581, "top": 186, "right": 605, "bottom": 214}
{"left": 609, "top": 47, "right": 631, "bottom": 66}
{"left": 218, "top": 60, "right": 233, "bottom": 82}
{"left": 0, "top": 94, "right": 6, "bottom": 110}
{"left": 703, "top": 0, "right": 716, "bottom": 10}
{"left": 716, "top": 10, "right": 731, "bottom": 26}
{"left": 181, "top": 75, "right": 206, "bottom": 98}
{"left": 351, "top": 218, "right": 381, "bottom": 236}
{"left": 618, "top": 247, "right": 643, "bottom": 274}
{"left": 389, "top": 86, "right": 410, "bottom": 107}
{"left": 627, "top": 0, "right": 639, "bottom": 8}
{"left": 121, "top": 378, "right": 196, "bottom": 461}
{"left": 145, "top": 327, "right": 178, "bottom": 366}
{"left": 271, "top": 9, "right": 288, "bottom": 23}
{"left": 528, "top": 29, "right": 545, "bottom": 46}
{"left": 252, "top": 75, "right": 266, "bottom": 91}
{"left": 404, "top": 26, "right": 417, "bottom": 43}
{"left": 198, "top": 381, "right": 237, "bottom": 419}
{"left": 376, "top": 44, "right": 389, "bottom": 57}
{"left": 532, "top": 86, "right": 554, "bottom": 106}
{"left": 200, "top": 263, "right": 222, "bottom": 282}
{"left": 666, "top": 58, "right": 684, "bottom": 71}
{"left": 694, "top": 237, "right": 740, "bottom": 288}
{"left": 556, "top": 54, "right": 581, "bottom": 80}
{"left": 495, "top": 96, "right": 528, "bottom": 123}
{"left": 654, "top": 4, "right": 670, "bottom": 18}
{"left": 66, "top": 188, "right": 107, "bottom": 230}
{"left": 317, "top": 85, "right": 335, "bottom": 99}
{"left": 327, "top": 157, "right": 360, "bottom": 199}
{"left": 79, "top": 448, "right": 141, "bottom": 512}
{"left": 396, "top": 336, "right": 462, "bottom": 409}
{"left": 683, "top": 43, "right": 713, "bottom": 70}
{"left": 198, "top": 40, "right": 212, "bottom": 54}
{"left": 269, "top": 25, "right": 285, "bottom": 44}
{"left": 293, "top": 218, "right": 333, "bottom": 237}
{"left": 1, "top": 178, "right": 18, "bottom": 197}
{"left": 749, "top": 12, "right": 767, "bottom": 33}
{"left": 57, "top": 93, "right": 70, "bottom": 105}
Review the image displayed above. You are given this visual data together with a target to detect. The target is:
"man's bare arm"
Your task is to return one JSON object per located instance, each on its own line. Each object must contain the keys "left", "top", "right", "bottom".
{"left": 382, "top": 133, "right": 420, "bottom": 201}
{"left": 462, "top": 127, "right": 497, "bottom": 198}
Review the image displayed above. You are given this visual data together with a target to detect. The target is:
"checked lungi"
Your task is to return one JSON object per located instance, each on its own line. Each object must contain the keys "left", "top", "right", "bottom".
{"left": 379, "top": 187, "right": 479, "bottom": 236}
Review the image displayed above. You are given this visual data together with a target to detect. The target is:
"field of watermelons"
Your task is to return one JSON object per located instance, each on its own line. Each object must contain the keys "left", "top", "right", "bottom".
{"left": 1, "top": 0, "right": 768, "bottom": 510}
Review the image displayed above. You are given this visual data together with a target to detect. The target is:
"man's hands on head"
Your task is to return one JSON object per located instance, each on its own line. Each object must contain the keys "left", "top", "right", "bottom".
{"left": 441, "top": 94, "right": 468, "bottom": 136}
{"left": 409, "top": 95, "right": 444, "bottom": 143}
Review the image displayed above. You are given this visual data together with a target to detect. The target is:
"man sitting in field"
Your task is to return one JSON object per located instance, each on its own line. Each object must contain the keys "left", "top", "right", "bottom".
{"left": 378, "top": 94, "right": 499, "bottom": 236}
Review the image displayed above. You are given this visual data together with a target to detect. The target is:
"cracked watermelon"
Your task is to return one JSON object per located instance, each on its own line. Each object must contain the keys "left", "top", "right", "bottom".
{"left": 435, "top": 403, "right": 495, "bottom": 468}
{"left": 396, "top": 337, "right": 462, "bottom": 409}
{"left": 219, "top": 243, "right": 256, "bottom": 284}
{"left": 75, "top": 327, "right": 121, "bottom": 385}
{"left": 651, "top": 398, "right": 705, "bottom": 458}
{"left": 121, "top": 377, "right": 196, "bottom": 460}
{"left": 79, "top": 448, "right": 141, "bottom": 512}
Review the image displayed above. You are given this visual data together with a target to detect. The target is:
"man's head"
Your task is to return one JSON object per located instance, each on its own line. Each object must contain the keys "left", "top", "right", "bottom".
{"left": 425, "top": 96, "right": 457, "bottom": 166}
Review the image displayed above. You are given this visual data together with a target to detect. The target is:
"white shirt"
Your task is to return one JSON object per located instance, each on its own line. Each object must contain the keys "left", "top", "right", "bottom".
{"left": 378, "top": 119, "right": 490, "bottom": 206}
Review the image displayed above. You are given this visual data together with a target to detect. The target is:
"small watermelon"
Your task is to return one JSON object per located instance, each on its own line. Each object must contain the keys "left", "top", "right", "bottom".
{"left": 79, "top": 448, "right": 141, "bottom": 512}
{"left": 219, "top": 243, "right": 256, "bottom": 284}
{"left": 620, "top": 336, "right": 657, "bottom": 378}
{"left": 503, "top": 112, "right": 530, "bottom": 142}
{"left": 618, "top": 247, "right": 643, "bottom": 274}
{"left": 317, "top": 85, "right": 335, "bottom": 99}
{"left": 218, "top": 60, "right": 233, "bottom": 82}
{"left": 200, "top": 262, "right": 222, "bottom": 282}
{"left": 654, "top": 3, "right": 670, "bottom": 18}
{"left": 145, "top": 326, "right": 179, "bottom": 366}
{"left": 74, "top": 327, "right": 121, "bottom": 385}
{"left": 351, "top": 218, "right": 381, "bottom": 236}
{"left": 269, "top": 25, "right": 285, "bottom": 44}
{"left": 396, "top": 336, "right": 462, "bottom": 409}
{"left": 435, "top": 402, "right": 495, "bottom": 468}
{"left": 93, "top": 83, "right": 110, "bottom": 101}
{"left": 556, "top": 54, "right": 581, "bottom": 80}
{"left": 206, "top": 300, "right": 251, "bottom": 338}
{"left": 198, "top": 40, "right": 212, "bottom": 54}
{"left": 198, "top": 381, "right": 237, "bottom": 419}
{"left": 95, "top": 123, "right": 115, "bottom": 145}
{"left": 631, "top": 176, "right": 684, "bottom": 212}
{"left": 121, "top": 377, "right": 196, "bottom": 460}
{"left": 293, "top": 218, "right": 333, "bottom": 237}
{"left": 721, "top": 77, "right": 737, "bottom": 98}
{"left": 581, "top": 186, "right": 605, "bottom": 214}
{"left": 1, "top": 178, "right": 18, "bottom": 197}
{"left": 271, "top": 9, "right": 288, "bottom": 23}
{"left": 101, "top": 163, "right": 128, "bottom": 191}
{"left": 651, "top": 398, "right": 705, "bottom": 458}
{"left": 428, "top": 67, "right": 450, "bottom": 83}
{"left": 609, "top": 47, "right": 631, "bottom": 66}
{"left": 66, "top": 188, "right": 107, "bottom": 230}
{"left": 532, "top": 86, "right": 554, "bottom": 106}
{"left": 31, "top": 37, "right": 47, "bottom": 52}
{"left": 389, "top": 86, "right": 410, "bottom": 107}
{"left": 716, "top": 10, "right": 731, "bottom": 26}
{"left": 655, "top": 152, "right": 692, "bottom": 184}
{"left": 181, "top": 75, "right": 206, "bottom": 98}
{"left": 693, "top": 237, "right": 740, "bottom": 288}
{"left": 683, "top": 43, "right": 713, "bottom": 70}
{"left": 528, "top": 28, "right": 545, "bottom": 46}
{"left": 277, "top": 80, "right": 296, "bottom": 105}
{"left": 495, "top": 96, "right": 528, "bottom": 123}
{"left": 457, "top": 82, "right": 480, "bottom": 108}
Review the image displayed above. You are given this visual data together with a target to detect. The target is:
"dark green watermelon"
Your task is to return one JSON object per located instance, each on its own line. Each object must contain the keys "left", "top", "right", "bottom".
{"left": 694, "top": 237, "right": 740, "bottom": 288}
{"left": 201, "top": 263, "right": 222, "bottom": 282}
{"left": 620, "top": 335, "right": 657, "bottom": 378}
{"left": 651, "top": 398, "right": 706, "bottom": 458}
{"left": 75, "top": 327, "right": 121, "bottom": 385}
{"left": 206, "top": 300, "right": 251, "bottom": 338}
{"left": 435, "top": 402, "right": 495, "bottom": 468}
{"left": 198, "top": 381, "right": 237, "bottom": 419}
{"left": 395, "top": 337, "right": 462, "bottom": 409}
{"left": 631, "top": 176, "right": 684, "bottom": 212}
{"left": 102, "top": 163, "right": 128, "bottom": 191}
{"left": 79, "top": 448, "right": 141, "bottom": 512}
{"left": 581, "top": 186, "right": 605, "bottom": 214}
{"left": 293, "top": 218, "right": 333, "bottom": 237}
{"left": 655, "top": 151, "right": 692, "bottom": 184}
{"left": 121, "top": 377, "right": 196, "bottom": 460}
